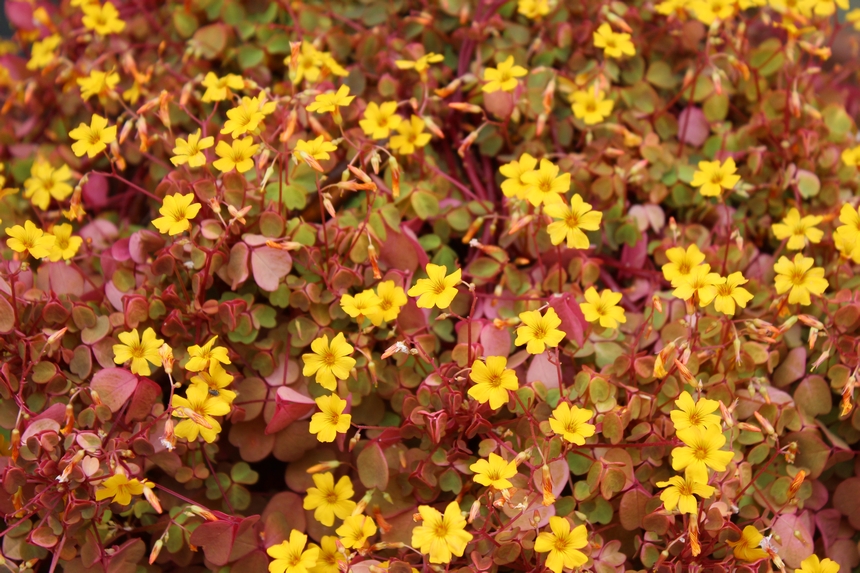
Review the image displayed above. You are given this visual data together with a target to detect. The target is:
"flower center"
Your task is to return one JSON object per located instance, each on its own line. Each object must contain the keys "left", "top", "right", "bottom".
{"left": 322, "top": 350, "right": 337, "bottom": 367}
{"left": 433, "top": 521, "right": 450, "bottom": 539}
{"left": 432, "top": 279, "right": 447, "bottom": 295}
{"left": 380, "top": 298, "right": 392, "bottom": 311}
{"left": 716, "top": 284, "right": 734, "bottom": 297}
{"left": 710, "top": 172, "right": 724, "bottom": 184}
{"left": 130, "top": 343, "right": 146, "bottom": 359}
{"left": 789, "top": 269, "right": 807, "bottom": 285}
{"left": 326, "top": 491, "right": 340, "bottom": 504}
{"left": 693, "top": 445, "right": 708, "bottom": 460}
{"left": 88, "top": 130, "right": 102, "bottom": 145}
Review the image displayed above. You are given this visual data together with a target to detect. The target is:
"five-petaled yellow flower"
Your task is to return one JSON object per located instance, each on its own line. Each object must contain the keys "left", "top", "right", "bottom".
{"left": 48, "top": 223, "right": 83, "bottom": 262}
{"left": 662, "top": 244, "right": 706, "bottom": 286}
{"left": 690, "top": 158, "right": 741, "bottom": 197}
{"left": 189, "top": 362, "right": 236, "bottom": 407}
{"left": 482, "top": 56, "right": 528, "bottom": 93}
{"left": 24, "top": 160, "right": 73, "bottom": 211}
{"left": 302, "top": 333, "right": 356, "bottom": 391}
{"left": 6, "top": 221, "right": 55, "bottom": 259}
{"left": 517, "top": 0, "right": 551, "bottom": 19}
{"left": 359, "top": 102, "right": 402, "bottom": 139}
{"left": 171, "top": 130, "right": 214, "bottom": 168}
{"left": 95, "top": 473, "right": 144, "bottom": 506}
{"left": 186, "top": 335, "right": 231, "bottom": 372}
{"left": 580, "top": 287, "right": 626, "bottom": 329}
{"left": 310, "top": 394, "right": 351, "bottom": 442}
{"left": 468, "top": 356, "right": 519, "bottom": 410}
{"left": 656, "top": 473, "right": 715, "bottom": 514}
{"left": 221, "top": 95, "right": 276, "bottom": 138}
{"left": 213, "top": 137, "right": 259, "bottom": 173}
{"left": 367, "top": 281, "right": 408, "bottom": 326}
{"left": 340, "top": 289, "right": 382, "bottom": 320}
{"left": 306, "top": 85, "right": 354, "bottom": 123}
{"left": 303, "top": 472, "right": 356, "bottom": 527}
{"left": 522, "top": 159, "right": 568, "bottom": 207}
{"left": 797, "top": 555, "right": 841, "bottom": 573}
{"left": 671, "top": 423, "right": 734, "bottom": 482}
{"left": 499, "top": 153, "right": 538, "bottom": 199}
{"left": 294, "top": 136, "right": 338, "bottom": 165}
{"left": 842, "top": 145, "right": 860, "bottom": 167}
{"left": 698, "top": 271, "right": 754, "bottom": 315}
{"left": 593, "top": 23, "right": 635, "bottom": 59}
{"left": 389, "top": 115, "right": 432, "bottom": 155}
{"left": 835, "top": 203, "right": 860, "bottom": 262}
{"left": 545, "top": 194, "right": 602, "bottom": 249}
{"left": 113, "top": 327, "right": 164, "bottom": 376}
{"left": 411, "top": 502, "right": 473, "bottom": 564}
{"left": 27, "top": 35, "right": 61, "bottom": 70}
{"left": 171, "top": 382, "right": 231, "bottom": 443}
{"left": 77, "top": 69, "right": 120, "bottom": 101}
{"left": 773, "top": 254, "right": 828, "bottom": 306}
{"left": 152, "top": 193, "right": 202, "bottom": 236}
{"left": 515, "top": 308, "right": 565, "bottom": 354}
{"left": 534, "top": 517, "right": 588, "bottom": 573}
{"left": 201, "top": 72, "right": 244, "bottom": 103}
{"left": 70, "top": 114, "right": 117, "bottom": 158}
{"left": 671, "top": 391, "right": 721, "bottom": 431}
{"left": 266, "top": 530, "right": 319, "bottom": 573}
{"left": 690, "top": 0, "right": 736, "bottom": 25}
{"left": 82, "top": 2, "right": 126, "bottom": 35}
{"left": 672, "top": 263, "right": 720, "bottom": 302}
{"left": 570, "top": 87, "right": 614, "bottom": 125}
{"left": 336, "top": 514, "right": 377, "bottom": 549}
{"left": 771, "top": 208, "right": 823, "bottom": 251}
{"left": 395, "top": 53, "right": 444, "bottom": 76}
{"left": 470, "top": 453, "right": 518, "bottom": 490}
{"left": 309, "top": 536, "right": 346, "bottom": 573}
{"left": 408, "top": 263, "right": 461, "bottom": 309}
{"left": 727, "top": 525, "right": 769, "bottom": 562}
{"left": 549, "top": 402, "right": 595, "bottom": 445}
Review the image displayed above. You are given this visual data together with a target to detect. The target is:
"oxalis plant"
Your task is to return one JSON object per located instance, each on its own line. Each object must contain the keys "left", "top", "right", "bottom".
{"left": 1, "top": 0, "right": 860, "bottom": 572}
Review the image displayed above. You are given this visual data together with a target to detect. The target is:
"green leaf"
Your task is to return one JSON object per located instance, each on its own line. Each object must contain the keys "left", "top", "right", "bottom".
{"left": 357, "top": 443, "right": 389, "bottom": 490}
{"left": 230, "top": 462, "right": 260, "bottom": 485}
{"left": 411, "top": 191, "right": 439, "bottom": 220}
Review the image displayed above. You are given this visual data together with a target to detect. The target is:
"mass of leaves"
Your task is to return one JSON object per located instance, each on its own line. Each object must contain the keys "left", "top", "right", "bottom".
{"left": 1, "top": 1, "right": 860, "bottom": 573}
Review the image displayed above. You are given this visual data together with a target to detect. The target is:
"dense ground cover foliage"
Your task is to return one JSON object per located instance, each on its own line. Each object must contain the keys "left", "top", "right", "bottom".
{"left": 1, "top": 0, "right": 860, "bottom": 572}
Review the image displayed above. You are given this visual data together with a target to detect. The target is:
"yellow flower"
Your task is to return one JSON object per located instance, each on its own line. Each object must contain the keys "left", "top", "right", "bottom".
{"left": 468, "top": 356, "right": 519, "bottom": 410}
{"left": 579, "top": 287, "right": 626, "bottom": 329}
{"left": 77, "top": 69, "right": 120, "bottom": 102}
{"left": 308, "top": 536, "right": 346, "bottom": 573}
{"left": 517, "top": 0, "right": 552, "bottom": 19}
{"left": 549, "top": 402, "right": 595, "bottom": 445}
{"left": 656, "top": 473, "right": 715, "bottom": 514}
{"left": 727, "top": 526, "right": 769, "bottom": 562}
{"left": 470, "top": 453, "right": 518, "bottom": 490}
{"left": 662, "top": 244, "right": 706, "bottom": 286}
{"left": 395, "top": 53, "right": 445, "bottom": 75}
{"left": 672, "top": 263, "right": 720, "bottom": 302}
{"left": 48, "top": 223, "right": 83, "bottom": 262}
{"left": 221, "top": 95, "right": 276, "bottom": 138}
{"left": 303, "top": 472, "right": 356, "bottom": 527}
{"left": 521, "top": 159, "right": 568, "bottom": 207}
{"left": 266, "top": 530, "right": 319, "bottom": 573}
{"left": 389, "top": 115, "right": 432, "bottom": 155}
{"left": 534, "top": 517, "right": 588, "bottom": 573}
{"left": 310, "top": 394, "right": 351, "bottom": 443}
{"left": 698, "top": 271, "right": 754, "bottom": 315}
{"left": 189, "top": 362, "right": 236, "bottom": 406}
{"left": 689, "top": 0, "right": 736, "bottom": 24}
{"left": 407, "top": 263, "right": 461, "bottom": 309}
{"left": 82, "top": 2, "right": 126, "bottom": 35}
{"left": 367, "top": 281, "right": 408, "bottom": 326}
{"left": 152, "top": 193, "right": 201, "bottom": 236}
{"left": 835, "top": 203, "right": 860, "bottom": 262}
{"left": 771, "top": 208, "right": 823, "bottom": 251}
{"left": 593, "top": 23, "right": 635, "bottom": 59}
{"left": 95, "top": 473, "right": 144, "bottom": 505}
{"left": 341, "top": 290, "right": 382, "bottom": 321}
{"left": 213, "top": 137, "right": 259, "bottom": 173}
{"left": 848, "top": 8, "right": 860, "bottom": 31}
{"left": 499, "top": 153, "right": 538, "bottom": 199}
{"left": 171, "top": 382, "right": 231, "bottom": 443}
{"left": 302, "top": 334, "right": 356, "bottom": 391}
{"left": 656, "top": 0, "right": 689, "bottom": 16}
{"left": 545, "top": 194, "right": 602, "bottom": 249}
{"left": 570, "top": 88, "right": 614, "bottom": 125}
{"left": 113, "top": 327, "right": 163, "bottom": 376}
{"left": 773, "top": 254, "right": 828, "bottom": 306}
{"left": 515, "top": 308, "right": 565, "bottom": 354}
{"left": 186, "top": 335, "right": 231, "bottom": 372}
{"left": 27, "top": 34, "right": 61, "bottom": 70}
{"left": 294, "top": 136, "right": 338, "bottom": 164}
{"left": 24, "top": 160, "right": 73, "bottom": 211}
{"left": 6, "top": 221, "right": 55, "bottom": 259}
{"left": 289, "top": 42, "right": 323, "bottom": 85}
{"left": 336, "top": 514, "right": 377, "bottom": 549}
{"left": 842, "top": 145, "right": 860, "bottom": 167}
{"left": 797, "top": 555, "right": 841, "bottom": 573}
{"left": 482, "top": 56, "right": 528, "bottom": 93}
{"left": 201, "top": 72, "right": 244, "bottom": 103}
{"left": 411, "top": 502, "right": 473, "bottom": 564}
{"left": 671, "top": 424, "right": 734, "bottom": 482}
{"left": 671, "top": 391, "right": 721, "bottom": 431}
{"left": 70, "top": 114, "right": 117, "bottom": 158}
{"left": 306, "top": 85, "right": 354, "bottom": 121}
{"left": 171, "top": 130, "right": 214, "bottom": 168}
{"left": 359, "top": 102, "right": 403, "bottom": 139}
{"left": 690, "top": 158, "right": 741, "bottom": 197}
{"left": 768, "top": 0, "right": 816, "bottom": 17}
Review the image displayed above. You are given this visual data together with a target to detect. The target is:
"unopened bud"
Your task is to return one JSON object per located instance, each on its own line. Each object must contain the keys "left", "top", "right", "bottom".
{"left": 541, "top": 464, "right": 555, "bottom": 506}
{"left": 468, "top": 499, "right": 481, "bottom": 523}
{"left": 143, "top": 482, "right": 163, "bottom": 514}
{"left": 159, "top": 344, "right": 174, "bottom": 375}
{"left": 788, "top": 470, "right": 805, "bottom": 500}
{"left": 160, "top": 418, "right": 175, "bottom": 451}
{"left": 306, "top": 460, "right": 342, "bottom": 474}
{"left": 189, "top": 505, "right": 218, "bottom": 521}
{"left": 149, "top": 539, "right": 163, "bottom": 565}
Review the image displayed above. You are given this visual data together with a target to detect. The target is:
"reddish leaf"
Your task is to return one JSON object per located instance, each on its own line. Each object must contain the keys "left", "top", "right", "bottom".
{"left": 189, "top": 516, "right": 260, "bottom": 567}
{"left": 549, "top": 294, "right": 585, "bottom": 348}
{"left": 526, "top": 352, "right": 560, "bottom": 390}
{"left": 678, "top": 106, "right": 709, "bottom": 147}
{"left": 124, "top": 378, "right": 162, "bottom": 423}
{"left": 479, "top": 322, "right": 512, "bottom": 357}
{"left": 0, "top": 295, "right": 14, "bottom": 333}
{"left": 265, "top": 386, "right": 315, "bottom": 435}
{"left": 357, "top": 442, "right": 389, "bottom": 490}
{"left": 772, "top": 512, "right": 814, "bottom": 567}
{"left": 106, "top": 539, "right": 145, "bottom": 573}
{"left": 91, "top": 368, "right": 139, "bottom": 412}
{"left": 619, "top": 489, "right": 649, "bottom": 531}
{"left": 250, "top": 246, "right": 292, "bottom": 292}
